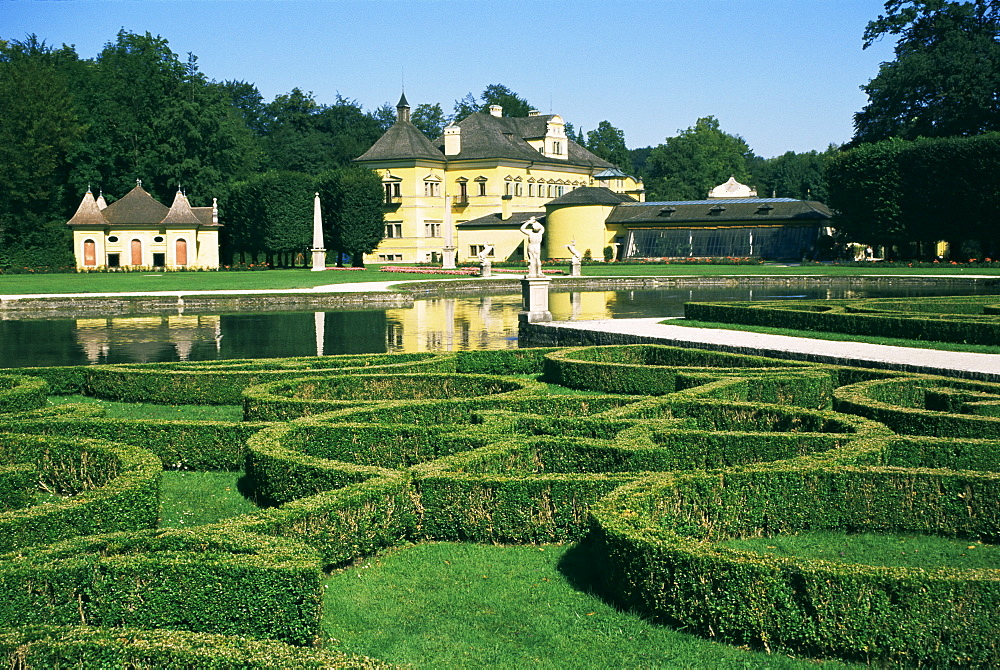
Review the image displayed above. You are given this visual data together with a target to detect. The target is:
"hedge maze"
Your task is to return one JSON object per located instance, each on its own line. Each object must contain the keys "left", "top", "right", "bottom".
{"left": 1, "top": 345, "right": 998, "bottom": 666}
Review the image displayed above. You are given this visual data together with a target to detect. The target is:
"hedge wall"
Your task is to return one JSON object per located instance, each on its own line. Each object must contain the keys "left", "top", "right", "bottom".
{"left": 0, "top": 529, "right": 323, "bottom": 646}
{"left": 81, "top": 352, "right": 457, "bottom": 405}
{"left": 591, "top": 465, "right": 1000, "bottom": 665}
{"left": 0, "top": 433, "right": 160, "bottom": 552}
{"left": 685, "top": 295, "right": 1000, "bottom": 345}
{"left": 0, "top": 374, "right": 47, "bottom": 413}
{"left": 0, "top": 625, "right": 395, "bottom": 669}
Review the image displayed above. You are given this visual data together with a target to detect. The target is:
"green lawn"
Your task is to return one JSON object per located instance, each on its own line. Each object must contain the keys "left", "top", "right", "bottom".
{"left": 158, "top": 470, "right": 259, "bottom": 528}
{"left": 321, "top": 542, "right": 854, "bottom": 669}
{"left": 3, "top": 264, "right": 999, "bottom": 296}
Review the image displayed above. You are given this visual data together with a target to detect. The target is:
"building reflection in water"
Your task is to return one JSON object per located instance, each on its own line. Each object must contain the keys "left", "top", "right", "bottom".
{"left": 75, "top": 315, "right": 222, "bottom": 364}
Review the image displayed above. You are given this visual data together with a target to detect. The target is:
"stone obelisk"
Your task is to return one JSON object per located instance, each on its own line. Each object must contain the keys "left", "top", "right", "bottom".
{"left": 310, "top": 192, "right": 326, "bottom": 271}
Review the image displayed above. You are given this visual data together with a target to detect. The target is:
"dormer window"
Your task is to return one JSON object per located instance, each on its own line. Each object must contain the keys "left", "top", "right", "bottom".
{"left": 658, "top": 207, "right": 676, "bottom": 217}
{"left": 709, "top": 205, "right": 726, "bottom": 215}
{"left": 553, "top": 141, "right": 562, "bottom": 155}
{"left": 756, "top": 204, "right": 775, "bottom": 215}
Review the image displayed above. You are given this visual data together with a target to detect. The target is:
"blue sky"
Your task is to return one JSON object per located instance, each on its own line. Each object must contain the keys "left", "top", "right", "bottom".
{"left": 3, "top": 0, "right": 897, "bottom": 157}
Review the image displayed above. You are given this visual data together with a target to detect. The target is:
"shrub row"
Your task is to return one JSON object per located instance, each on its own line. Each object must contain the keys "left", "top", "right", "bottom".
{"left": 0, "top": 433, "right": 160, "bottom": 553}
{"left": 543, "top": 346, "right": 835, "bottom": 408}
{"left": 0, "top": 529, "right": 323, "bottom": 646}
{"left": 0, "top": 625, "right": 395, "bottom": 669}
{"left": 834, "top": 376, "right": 1000, "bottom": 437}
{"left": 591, "top": 465, "right": 1000, "bottom": 665}
{"left": 0, "top": 374, "right": 47, "bottom": 413}
{"left": 684, "top": 296, "right": 1000, "bottom": 345}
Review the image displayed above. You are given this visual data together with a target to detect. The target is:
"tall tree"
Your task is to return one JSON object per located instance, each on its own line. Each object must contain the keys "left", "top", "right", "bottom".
{"left": 855, "top": 0, "right": 1000, "bottom": 142}
{"left": 0, "top": 36, "right": 84, "bottom": 265}
{"left": 644, "top": 117, "right": 755, "bottom": 200}
{"left": 316, "top": 167, "right": 384, "bottom": 267}
{"left": 411, "top": 102, "right": 447, "bottom": 138}
{"left": 452, "top": 84, "right": 534, "bottom": 120}
{"left": 585, "top": 121, "right": 632, "bottom": 173}
{"left": 750, "top": 146, "right": 838, "bottom": 201}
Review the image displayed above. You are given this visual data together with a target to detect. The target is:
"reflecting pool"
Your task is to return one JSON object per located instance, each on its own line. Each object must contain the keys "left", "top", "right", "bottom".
{"left": 1, "top": 285, "right": 996, "bottom": 368}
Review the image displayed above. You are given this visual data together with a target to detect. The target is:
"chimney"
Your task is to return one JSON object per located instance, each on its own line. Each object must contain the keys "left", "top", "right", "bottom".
{"left": 501, "top": 194, "right": 511, "bottom": 220}
{"left": 444, "top": 124, "right": 461, "bottom": 156}
{"left": 528, "top": 109, "right": 540, "bottom": 116}
{"left": 489, "top": 104, "right": 503, "bottom": 117}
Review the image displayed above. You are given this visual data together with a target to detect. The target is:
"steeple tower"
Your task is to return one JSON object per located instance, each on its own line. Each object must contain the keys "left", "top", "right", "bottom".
{"left": 396, "top": 91, "right": 410, "bottom": 123}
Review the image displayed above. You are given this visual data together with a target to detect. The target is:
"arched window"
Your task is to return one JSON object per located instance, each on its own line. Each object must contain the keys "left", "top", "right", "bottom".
{"left": 176, "top": 239, "right": 188, "bottom": 266}
{"left": 130, "top": 239, "right": 142, "bottom": 266}
{"left": 83, "top": 239, "right": 97, "bottom": 266}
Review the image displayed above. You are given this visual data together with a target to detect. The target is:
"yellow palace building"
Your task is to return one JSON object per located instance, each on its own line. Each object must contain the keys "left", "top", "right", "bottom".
{"left": 355, "top": 94, "right": 644, "bottom": 265}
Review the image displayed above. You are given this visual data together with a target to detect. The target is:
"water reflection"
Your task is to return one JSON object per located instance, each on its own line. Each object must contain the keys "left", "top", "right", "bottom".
{"left": 0, "top": 285, "right": 996, "bottom": 368}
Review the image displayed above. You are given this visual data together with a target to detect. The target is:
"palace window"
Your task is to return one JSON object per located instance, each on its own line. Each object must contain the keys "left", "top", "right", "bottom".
{"left": 377, "top": 253, "right": 404, "bottom": 262}
{"left": 469, "top": 245, "right": 494, "bottom": 258}
{"left": 425, "top": 222, "right": 442, "bottom": 238}
{"left": 384, "top": 223, "right": 403, "bottom": 238}
{"left": 476, "top": 178, "right": 487, "bottom": 196}
{"left": 384, "top": 182, "right": 401, "bottom": 201}
{"left": 457, "top": 180, "right": 468, "bottom": 202}
{"left": 423, "top": 180, "right": 440, "bottom": 197}
{"left": 514, "top": 182, "right": 522, "bottom": 197}
{"left": 553, "top": 141, "right": 562, "bottom": 155}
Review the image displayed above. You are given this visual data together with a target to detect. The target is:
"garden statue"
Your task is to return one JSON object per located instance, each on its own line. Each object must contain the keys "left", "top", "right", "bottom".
{"left": 565, "top": 239, "right": 582, "bottom": 276}
{"left": 520, "top": 217, "right": 545, "bottom": 278}
{"left": 478, "top": 242, "right": 494, "bottom": 277}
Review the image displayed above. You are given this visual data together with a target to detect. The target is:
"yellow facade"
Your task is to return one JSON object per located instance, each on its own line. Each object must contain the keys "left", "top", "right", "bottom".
{"left": 357, "top": 98, "right": 643, "bottom": 265}
{"left": 544, "top": 203, "right": 627, "bottom": 261}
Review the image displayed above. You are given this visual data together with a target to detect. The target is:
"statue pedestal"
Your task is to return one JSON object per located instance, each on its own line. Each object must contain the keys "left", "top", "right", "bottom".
{"left": 520, "top": 276, "right": 551, "bottom": 323}
{"left": 480, "top": 260, "right": 492, "bottom": 278}
{"left": 570, "top": 258, "right": 581, "bottom": 277}
{"left": 442, "top": 245, "right": 457, "bottom": 269}
{"left": 311, "top": 248, "right": 326, "bottom": 271}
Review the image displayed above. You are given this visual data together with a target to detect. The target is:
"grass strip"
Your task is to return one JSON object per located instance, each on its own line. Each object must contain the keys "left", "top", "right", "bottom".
{"left": 321, "top": 542, "right": 855, "bottom": 669}
{"left": 158, "top": 470, "right": 259, "bottom": 528}
{"left": 47, "top": 395, "right": 243, "bottom": 421}
{"left": 671, "top": 319, "right": 1000, "bottom": 354}
{"left": 720, "top": 531, "right": 999, "bottom": 570}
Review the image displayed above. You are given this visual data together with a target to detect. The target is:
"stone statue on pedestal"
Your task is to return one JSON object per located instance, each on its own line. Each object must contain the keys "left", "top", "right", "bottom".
{"left": 520, "top": 217, "right": 544, "bottom": 278}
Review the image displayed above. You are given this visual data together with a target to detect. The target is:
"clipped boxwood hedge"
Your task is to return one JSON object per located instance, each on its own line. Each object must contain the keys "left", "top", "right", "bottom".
{"left": 82, "top": 352, "right": 458, "bottom": 405}
{"left": 0, "top": 433, "right": 160, "bottom": 552}
{"left": 591, "top": 465, "right": 1000, "bottom": 665}
{"left": 544, "top": 345, "right": 835, "bottom": 408}
{"left": 685, "top": 295, "right": 1000, "bottom": 345}
{"left": 0, "top": 529, "right": 323, "bottom": 646}
{"left": 0, "top": 374, "right": 47, "bottom": 413}
{"left": 0, "top": 625, "right": 395, "bottom": 669}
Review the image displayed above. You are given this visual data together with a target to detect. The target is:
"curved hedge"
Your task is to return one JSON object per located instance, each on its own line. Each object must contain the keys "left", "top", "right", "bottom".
{"left": 243, "top": 373, "right": 544, "bottom": 421}
{"left": 544, "top": 345, "right": 834, "bottom": 408}
{"left": 684, "top": 295, "right": 1000, "bottom": 345}
{"left": 3, "top": 345, "right": 999, "bottom": 666}
{"left": 834, "top": 375, "right": 1000, "bottom": 437}
{"left": 591, "top": 465, "right": 1000, "bottom": 665}
{"left": 83, "top": 352, "right": 457, "bottom": 405}
{"left": 0, "top": 528, "right": 322, "bottom": 645}
{"left": 0, "top": 433, "right": 160, "bottom": 552}
{"left": 0, "top": 374, "right": 47, "bottom": 413}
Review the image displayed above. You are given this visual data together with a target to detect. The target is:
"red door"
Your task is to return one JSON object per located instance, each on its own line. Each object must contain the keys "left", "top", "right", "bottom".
{"left": 131, "top": 239, "right": 142, "bottom": 266}
{"left": 83, "top": 240, "right": 96, "bottom": 266}
{"left": 176, "top": 239, "right": 188, "bottom": 266}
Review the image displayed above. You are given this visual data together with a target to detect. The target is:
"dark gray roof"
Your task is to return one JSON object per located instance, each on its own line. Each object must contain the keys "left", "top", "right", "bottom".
{"left": 607, "top": 198, "right": 833, "bottom": 227}
{"left": 457, "top": 211, "right": 545, "bottom": 228}
{"left": 430, "top": 112, "right": 614, "bottom": 168}
{"left": 67, "top": 190, "right": 109, "bottom": 226}
{"left": 547, "top": 187, "right": 636, "bottom": 207}
{"left": 101, "top": 185, "right": 170, "bottom": 225}
{"left": 192, "top": 207, "right": 218, "bottom": 227}
{"left": 162, "top": 190, "right": 202, "bottom": 225}
{"left": 355, "top": 120, "right": 445, "bottom": 162}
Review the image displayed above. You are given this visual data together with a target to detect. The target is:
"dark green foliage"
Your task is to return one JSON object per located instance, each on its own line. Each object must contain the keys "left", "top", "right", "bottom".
{"left": 2, "top": 346, "right": 999, "bottom": 665}
{"left": 0, "top": 433, "right": 160, "bottom": 552}
{"left": 685, "top": 295, "right": 1000, "bottom": 345}
{"left": 0, "top": 529, "right": 323, "bottom": 645}
{"left": 0, "top": 625, "right": 393, "bottom": 669}
{"left": 0, "top": 374, "right": 48, "bottom": 413}
{"left": 644, "top": 117, "right": 755, "bottom": 201}
{"left": 452, "top": 84, "right": 534, "bottom": 119}
{"left": 591, "top": 465, "right": 1000, "bottom": 665}
{"left": 585, "top": 121, "right": 632, "bottom": 173}
{"left": 855, "top": 0, "right": 1000, "bottom": 143}
{"left": 316, "top": 167, "right": 385, "bottom": 266}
